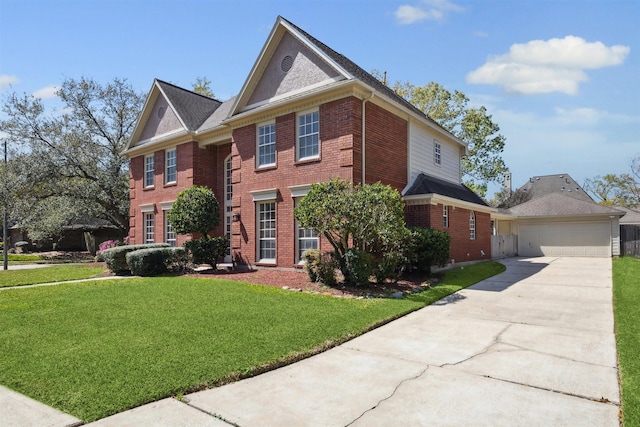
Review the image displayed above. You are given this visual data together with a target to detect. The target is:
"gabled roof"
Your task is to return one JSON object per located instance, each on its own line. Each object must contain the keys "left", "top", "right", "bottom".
{"left": 516, "top": 173, "right": 594, "bottom": 203}
{"left": 155, "top": 80, "right": 222, "bottom": 131}
{"left": 405, "top": 173, "right": 489, "bottom": 207}
{"left": 507, "top": 193, "right": 625, "bottom": 218}
{"left": 618, "top": 207, "right": 640, "bottom": 224}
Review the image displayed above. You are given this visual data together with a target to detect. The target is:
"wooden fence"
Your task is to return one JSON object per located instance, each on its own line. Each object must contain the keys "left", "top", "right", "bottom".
{"left": 621, "top": 225, "right": 640, "bottom": 258}
{"left": 492, "top": 234, "right": 518, "bottom": 259}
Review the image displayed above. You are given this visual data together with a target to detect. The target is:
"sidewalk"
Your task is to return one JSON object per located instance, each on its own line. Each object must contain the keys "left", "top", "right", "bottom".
{"left": 3, "top": 257, "right": 620, "bottom": 426}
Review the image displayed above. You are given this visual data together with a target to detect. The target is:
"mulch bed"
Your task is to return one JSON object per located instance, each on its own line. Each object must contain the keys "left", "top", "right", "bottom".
{"left": 188, "top": 267, "right": 440, "bottom": 299}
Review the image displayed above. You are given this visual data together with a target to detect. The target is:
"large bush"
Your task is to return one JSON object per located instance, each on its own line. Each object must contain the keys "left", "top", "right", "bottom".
{"left": 125, "top": 247, "right": 187, "bottom": 276}
{"left": 407, "top": 227, "right": 451, "bottom": 273}
{"left": 184, "top": 237, "right": 229, "bottom": 269}
{"left": 102, "top": 243, "right": 170, "bottom": 275}
{"left": 167, "top": 186, "right": 220, "bottom": 238}
{"left": 295, "top": 178, "right": 407, "bottom": 285}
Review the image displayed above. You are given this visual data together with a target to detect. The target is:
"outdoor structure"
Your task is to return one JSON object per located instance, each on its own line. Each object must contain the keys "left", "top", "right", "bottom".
{"left": 493, "top": 174, "right": 625, "bottom": 258}
{"left": 123, "top": 16, "right": 492, "bottom": 268}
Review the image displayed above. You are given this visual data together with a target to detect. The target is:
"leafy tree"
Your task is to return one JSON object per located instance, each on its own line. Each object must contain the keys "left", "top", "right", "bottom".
{"left": 584, "top": 156, "right": 640, "bottom": 208}
{"left": 492, "top": 188, "right": 533, "bottom": 209}
{"left": 167, "top": 185, "right": 220, "bottom": 238}
{"left": 1, "top": 77, "right": 144, "bottom": 241}
{"left": 372, "top": 72, "right": 507, "bottom": 197}
{"left": 192, "top": 76, "right": 215, "bottom": 98}
{"left": 295, "top": 178, "right": 407, "bottom": 284}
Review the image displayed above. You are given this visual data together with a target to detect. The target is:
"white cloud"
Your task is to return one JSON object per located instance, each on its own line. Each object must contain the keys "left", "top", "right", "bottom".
{"left": 0, "top": 74, "right": 19, "bottom": 91}
{"left": 32, "top": 85, "right": 59, "bottom": 99}
{"left": 395, "top": 0, "right": 463, "bottom": 24}
{"left": 466, "top": 36, "right": 630, "bottom": 95}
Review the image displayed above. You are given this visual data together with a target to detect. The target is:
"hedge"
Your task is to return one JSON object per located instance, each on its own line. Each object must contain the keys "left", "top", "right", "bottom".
{"left": 126, "top": 247, "right": 188, "bottom": 276}
{"left": 101, "top": 243, "right": 170, "bottom": 275}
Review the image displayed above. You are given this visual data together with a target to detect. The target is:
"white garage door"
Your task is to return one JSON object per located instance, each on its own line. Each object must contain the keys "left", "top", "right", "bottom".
{"left": 518, "top": 221, "right": 611, "bottom": 257}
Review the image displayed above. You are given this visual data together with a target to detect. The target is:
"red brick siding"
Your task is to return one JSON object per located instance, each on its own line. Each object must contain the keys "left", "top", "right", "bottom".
{"left": 404, "top": 203, "right": 491, "bottom": 264}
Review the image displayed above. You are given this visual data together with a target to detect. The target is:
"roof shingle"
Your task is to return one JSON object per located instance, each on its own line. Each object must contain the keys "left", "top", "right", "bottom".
{"left": 405, "top": 173, "right": 489, "bottom": 206}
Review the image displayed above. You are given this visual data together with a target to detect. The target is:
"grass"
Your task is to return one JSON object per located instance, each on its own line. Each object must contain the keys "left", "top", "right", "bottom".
{"left": 0, "top": 264, "right": 106, "bottom": 287}
{"left": 0, "top": 261, "right": 504, "bottom": 422}
{"left": 0, "top": 253, "right": 44, "bottom": 262}
{"left": 613, "top": 256, "right": 640, "bottom": 427}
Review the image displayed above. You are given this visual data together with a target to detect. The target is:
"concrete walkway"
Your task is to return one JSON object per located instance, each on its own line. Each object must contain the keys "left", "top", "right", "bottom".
{"left": 3, "top": 257, "right": 619, "bottom": 426}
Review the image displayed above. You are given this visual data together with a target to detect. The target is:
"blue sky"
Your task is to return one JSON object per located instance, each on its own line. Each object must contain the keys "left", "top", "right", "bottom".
{"left": 1, "top": 0, "right": 638, "bottom": 197}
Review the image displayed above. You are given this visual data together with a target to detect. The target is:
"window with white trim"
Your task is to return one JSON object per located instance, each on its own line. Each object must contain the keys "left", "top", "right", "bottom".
{"left": 163, "top": 210, "right": 176, "bottom": 247}
{"left": 443, "top": 205, "right": 449, "bottom": 228}
{"left": 434, "top": 141, "right": 442, "bottom": 165}
{"left": 257, "top": 201, "right": 276, "bottom": 262}
{"left": 144, "top": 212, "right": 155, "bottom": 243}
{"left": 294, "top": 198, "right": 318, "bottom": 262}
{"left": 144, "top": 155, "right": 154, "bottom": 187}
{"left": 297, "top": 110, "right": 319, "bottom": 160}
{"left": 165, "top": 148, "right": 177, "bottom": 184}
{"left": 257, "top": 122, "right": 276, "bottom": 167}
{"left": 469, "top": 211, "right": 476, "bottom": 240}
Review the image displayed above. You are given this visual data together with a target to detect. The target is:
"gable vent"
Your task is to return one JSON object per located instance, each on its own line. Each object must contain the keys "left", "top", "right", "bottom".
{"left": 281, "top": 55, "right": 294, "bottom": 72}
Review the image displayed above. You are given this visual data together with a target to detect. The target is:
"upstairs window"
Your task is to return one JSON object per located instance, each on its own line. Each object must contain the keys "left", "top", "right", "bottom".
{"left": 144, "top": 155, "right": 154, "bottom": 188}
{"left": 257, "top": 122, "right": 276, "bottom": 167}
{"left": 434, "top": 141, "right": 442, "bottom": 165}
{"left": 165, "top": 148, "right": 177, "bottom": 184}
{"left": 443, "top": 205, "right": 449, "bottom": 228}
{"left": 297, "top": 110, "right": 319, "bottom": 160}
{"left": 470, "top": 211, "right": 476, "bottom": 240}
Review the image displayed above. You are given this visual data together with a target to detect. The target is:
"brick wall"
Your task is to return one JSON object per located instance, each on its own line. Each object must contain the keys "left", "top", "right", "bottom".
{"left": 405, "top": 202, "right": 491, "bottom": 264}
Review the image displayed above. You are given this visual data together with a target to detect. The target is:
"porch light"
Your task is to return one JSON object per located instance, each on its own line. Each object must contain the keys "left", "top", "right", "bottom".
{"left": 232, "top": 212, "right": 241, "bottom": 222}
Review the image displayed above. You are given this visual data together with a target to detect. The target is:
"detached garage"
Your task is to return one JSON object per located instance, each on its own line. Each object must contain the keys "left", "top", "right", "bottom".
{"left": 509, "top": 193, "right": 624, "bottom": 258}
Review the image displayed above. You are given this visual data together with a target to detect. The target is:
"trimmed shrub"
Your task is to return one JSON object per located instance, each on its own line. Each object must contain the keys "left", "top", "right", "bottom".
{"left": 302, "top": 249, "right": 321, "bottom": 282}
{"left": 102, "top": 243, "right": 170, "bottom": 275}
{"left": 407, "top": 227, "right": 451, "bottom": 273}
{"left": 126, "top": 247, "right": 187, "bottom": 277}
{"left": 184, "top": 237, "right": 229, "bottom": 269}
{"left": 316, "top": 252, "right": 339, "bottom": 287}
{"left": 373, "top": 250, "right": 408, "bottom": 284}
{"left": 343, "top": 248, "right": 374, "bottom": 286}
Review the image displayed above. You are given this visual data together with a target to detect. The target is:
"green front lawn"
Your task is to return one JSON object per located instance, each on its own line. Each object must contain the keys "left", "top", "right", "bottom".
{"left": 0, "top": 261, "right": 504, "bottom": 422}
{"left": 613, "top": 256, "right": 640, "bottom": 427}
{"left": 0, "top": 264, "right": 106, "bottom": 287}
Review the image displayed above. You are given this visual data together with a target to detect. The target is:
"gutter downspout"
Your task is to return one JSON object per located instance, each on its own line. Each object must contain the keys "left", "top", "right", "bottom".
{"left": 361, "top": 92, "right": 375, "bottom": 184}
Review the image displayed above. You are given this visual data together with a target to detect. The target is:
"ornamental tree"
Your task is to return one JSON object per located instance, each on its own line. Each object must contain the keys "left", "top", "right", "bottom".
{"left": 167, "top": 185, "right": 220, "bottom": 239}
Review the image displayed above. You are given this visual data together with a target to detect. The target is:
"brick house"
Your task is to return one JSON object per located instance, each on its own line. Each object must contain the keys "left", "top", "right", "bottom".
{"left": 123, "top": 16, "right": 492, "bottom": 268}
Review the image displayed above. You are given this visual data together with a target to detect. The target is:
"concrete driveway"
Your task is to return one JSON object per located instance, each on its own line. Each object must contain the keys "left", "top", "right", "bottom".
{"left": 83, "top": 256, "right": 618, "bottom": 426}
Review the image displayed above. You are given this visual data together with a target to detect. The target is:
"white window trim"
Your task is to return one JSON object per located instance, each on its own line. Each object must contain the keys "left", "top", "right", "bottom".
{"left": 256, "top": 200, "right": 277, "bottom": 263}
{"left": 144, "top": 212, "right": 155, "bottom": 244}
{"left": 443, "top": 205, "right": 449, "bottom": 228}
{"left": 256, "top": 121, "right": 277, "bottom": 168}
{"left": 165, "top": 147, "right": 177, "bottom": 184}
{"left": 251, "top": 188, "right": 278, "bottom": 202}
{"left": 434, "top": 140, "right": 442, "bottom": 166}
{"left": 162, "top": 203, "right": 176, "bottom": 247}
{"left": 293, "top": 196, "right": 319, "bottom": 264}
{"left": 140, "top": 204, "right": 155, "bottom": 213}
{"left": 470, "top": 211, "right": 476, "bottom": 240}
{"left": 144, "top": 154, "right": 154, "bottom": 188}
{"left": 296, "top": 109, "right": 320, "bottom": 161}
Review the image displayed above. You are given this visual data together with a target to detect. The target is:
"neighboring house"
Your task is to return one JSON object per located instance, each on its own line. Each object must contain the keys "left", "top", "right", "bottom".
{"left": 617, "top": 207, "right": 640, "bottom": 225}
{"left": 123, "top": 16, "right": 492, "bottom": 268}
{"left": 494, "top": 174, "right": 625, "bottom": 257}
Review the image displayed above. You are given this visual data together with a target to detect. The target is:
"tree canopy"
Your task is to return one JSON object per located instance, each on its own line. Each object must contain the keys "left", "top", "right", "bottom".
{"left": 1, "top": 77, "right": 144, "bottom": 242}
{"left": 192, "top": 76, "right": 215, "bottom": 98}
{"left": 167, "top": 185, "right": 220, "bottom": 238}
{"left": 372, "top": 72, "right": 508, "bottom": 197}
{"left": 584, "top": 155, "right": 640, "bottom": 208}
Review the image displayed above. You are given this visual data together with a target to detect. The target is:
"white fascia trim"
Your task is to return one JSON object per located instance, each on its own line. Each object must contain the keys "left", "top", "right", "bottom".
{"left": 139, "top": 203, "right": 155, "bottom": 213}
{"left": 403, "top": 193, "right": 495, "bottom": 213}
{"left": 251, "top": 188, "right": 278, "bottom": 202}
{"left": 241, "top": 77, "right": 344, "bottom": 112}
{"left": 288, "top": 184, "right": 313, "bottom": 198}
{"left": 122, "top": 129, "right": 191, "bottom": 156}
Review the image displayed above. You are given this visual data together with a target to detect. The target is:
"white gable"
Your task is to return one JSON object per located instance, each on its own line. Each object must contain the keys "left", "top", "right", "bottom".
{"left": 409, "top": 120, "right": 462, "bottom": 184}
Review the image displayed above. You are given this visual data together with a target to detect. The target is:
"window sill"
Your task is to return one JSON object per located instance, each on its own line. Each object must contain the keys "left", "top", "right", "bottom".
{"left": 164, "top": 182, "right": 177, "bottom": 188}
{"left": 295, "top": 157, "right": 321, "bottom": 166}
{"left": 143, "top": 186, "right": 155, "bottom": 191}
{"left": 256, "top": 261, "right": 277, "bottom": 267}
{"left": 255, "top": 164, "right": 277, "bottom": 172}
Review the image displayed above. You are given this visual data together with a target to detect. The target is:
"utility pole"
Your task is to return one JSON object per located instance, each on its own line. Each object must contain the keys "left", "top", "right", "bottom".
{"left": 3, "top": 139, "right": 7, "bottom": 270}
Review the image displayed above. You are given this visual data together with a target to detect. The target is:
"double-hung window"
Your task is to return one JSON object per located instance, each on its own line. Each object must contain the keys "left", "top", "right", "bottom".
{"left": 469, "top": 211, "right": 476, "bottom": 240}
{"left": 165, "top": 148, "right": 177, "bottom": 184}
{"left": 144, "top": 212, "right": 155, "bottom": 243}
{"left": 297, "top": 110, "right": 319, "bottom": 160}
{"left": 144, "top": 155, "right": 154, "bottom": 188}
{"left": 257, "top": 122, "right": 276, "bottom": 167}
{"left": 443, "top": 205, "right": 449, "bottom": 228}
{"left": 163, "top": 205, "right": 176, "bottom": 247}
{"left": 257, "top": 201, "right": 276, "bottom": 262}
{"left": 294, "top": 198, "right": 318, "bottom": 262}
{"left": 434, "top": 141, "right": 442, "bottom": 165}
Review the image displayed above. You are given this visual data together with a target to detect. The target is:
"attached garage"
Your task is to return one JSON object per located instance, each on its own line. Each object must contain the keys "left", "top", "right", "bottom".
{"left": 518, "top": 221, "right": 612, "bottom": 257}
